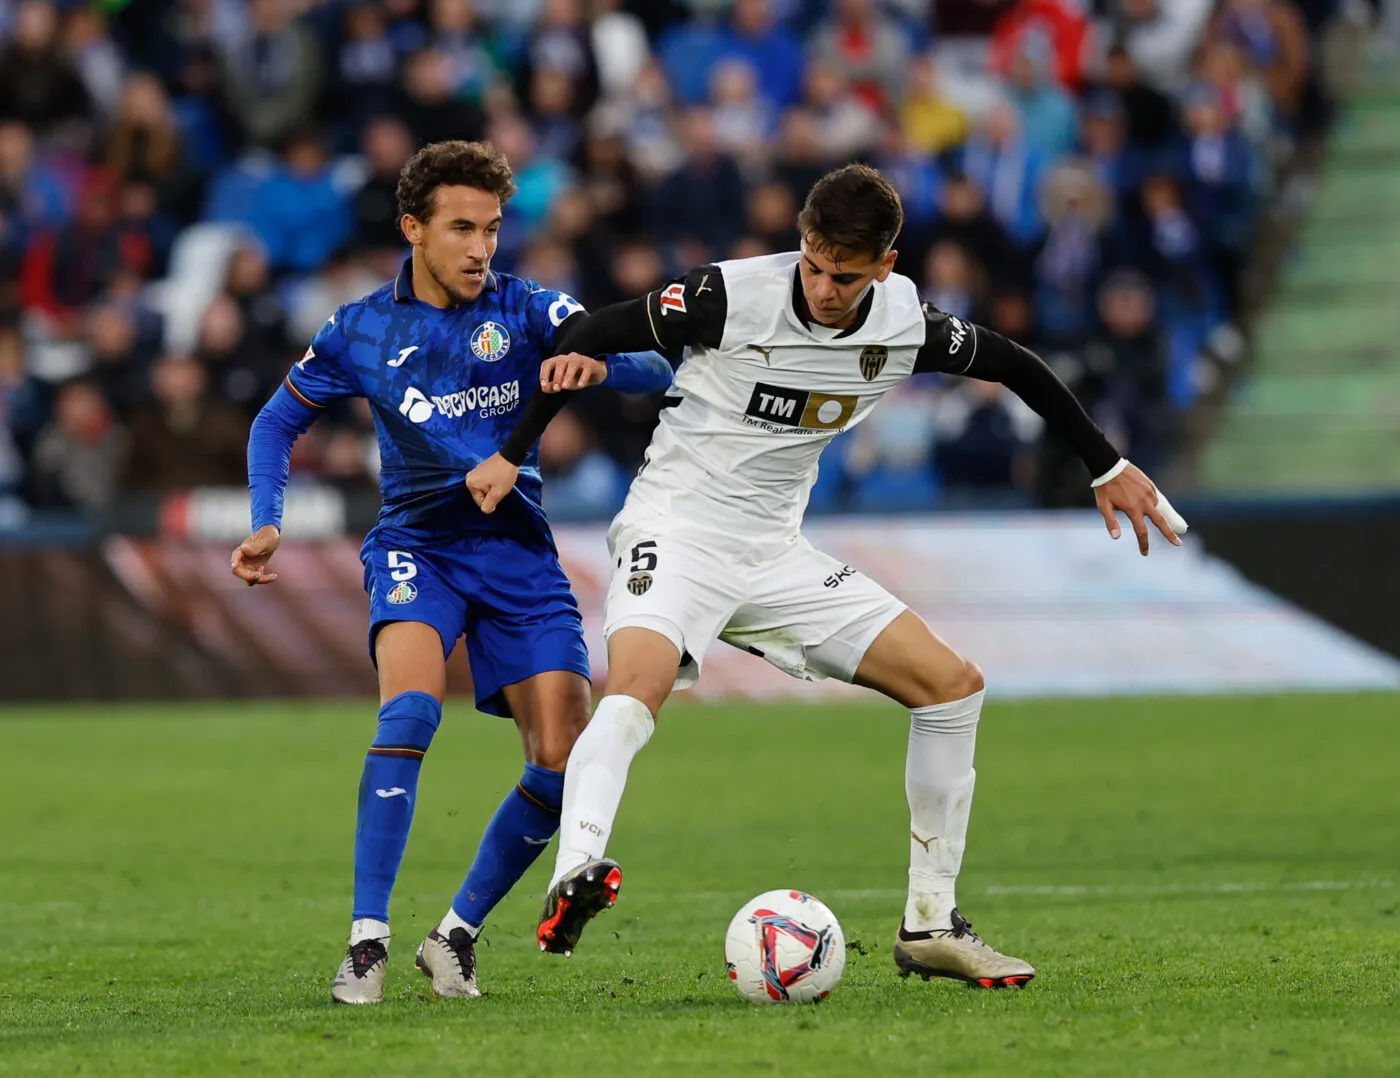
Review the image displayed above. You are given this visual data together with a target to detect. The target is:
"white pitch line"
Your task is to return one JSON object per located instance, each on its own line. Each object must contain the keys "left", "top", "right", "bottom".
{"left": 670, "top": 881, "right": 1396, "bottom": 904}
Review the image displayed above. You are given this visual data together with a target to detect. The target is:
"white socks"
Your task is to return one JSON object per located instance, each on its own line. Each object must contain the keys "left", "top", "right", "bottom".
{"left": 438, "top": 906, "right": 479, "bottom": 938}
{"left": 350, "top": 917, "right": 390, "bottom": 946}
{"left": 549, "top": 694, "right": 655, "bottom": 889}
{"left": 904, "top": 690, "right": 983, "bottom": 933}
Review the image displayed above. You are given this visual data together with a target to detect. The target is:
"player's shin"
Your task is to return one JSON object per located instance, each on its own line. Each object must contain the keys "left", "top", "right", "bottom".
{"left": 353, "top": 691, "right": 442, "bottom": 934}
{"left": 440, "top": 762, "right": 564, "bottom": 935}
{"left": 548, "top": 695, "right": 654, "bottom": 888}
{"left": 904, "top": 690, "right": 983, "bottom": 932}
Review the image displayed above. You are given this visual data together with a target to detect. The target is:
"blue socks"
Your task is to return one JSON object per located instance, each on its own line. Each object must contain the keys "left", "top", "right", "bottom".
{"left": 352, "top": 691, "right": 441, "bottom": 923}
{"left": 449, "top": 762, "right": 564, "bottom": 928}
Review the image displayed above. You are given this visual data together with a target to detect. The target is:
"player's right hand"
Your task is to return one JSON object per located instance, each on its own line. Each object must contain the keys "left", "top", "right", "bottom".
{"left": 466, "top": 452, "right": 520, "bottom": 515}
{"left": 539, "top": 353, "right": 608, "bottom": 392}
{"left": 231, "top": 524, "right": 281, "bottom": 586}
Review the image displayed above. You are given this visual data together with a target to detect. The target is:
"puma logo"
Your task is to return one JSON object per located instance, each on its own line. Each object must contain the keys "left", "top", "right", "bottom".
{"left": 696, "top": 273, "right": 713, "bottom": 295}
{"left": 745, "top": 344, "right": 773, "bottom": 365}
{"left": 911, "top": 830, "right": 936, "bottom": 852}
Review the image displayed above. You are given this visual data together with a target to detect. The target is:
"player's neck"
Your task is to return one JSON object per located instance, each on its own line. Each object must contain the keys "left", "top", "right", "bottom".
{"left": 410, "top": 255, "right": 456, "bottom": 309}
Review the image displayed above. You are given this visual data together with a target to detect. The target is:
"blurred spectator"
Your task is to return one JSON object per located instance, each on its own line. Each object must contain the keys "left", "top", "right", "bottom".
{"left": 217, "top": 0, "right": 323, "bottom": 150}
{"left": 105, "top": 74, "right": 195, "bottom": 222}
{"left": 489, "top": 114, "right": 568, "bottom": 241}
{"left": 934, "top": 379, "right": 1036, "bottom": 492}
{"left": 588, "top": 0, "right": 651, "bottom": 100}
{"left": 1091, "top": 43, "right": 1177, "bottom": 149}
{"left": 63, "top": 4, "right": 124, "bottom": 125}
{"left": 397, "top": 47, "right": 486, "bottom": 147}
{"left": 85, "top": 301, "right": 156, "bottom": 418}
{"left": 803, "top": 66, "right": 879, "bottom": 162}
{"left": 1033, "top": 161, "right": 1113, "bottom": 344}
{"left": 933, "top": 0, "right": 1016, "bottom": 38}
{"left": 990, "top": 0, "right": 1090, "bottom": 91}
{"left": 247, "top": 130, "right": 354, "bottom": 274}
{"left": 659, "top": 0, "right": 804, "bottom": 110}
{"left": 0, "top": 120, "right": 71, "bottom": 237}
{"left": 21, "top": 169, "right": 154, "bottom": 328}
{"left": 772, "top": 108, "right": 827, "bottom": 205}
{"left": 525, "top": 0, "right": 599, "bottom": 117}
{"left": 648, "top": 108, "right": 746, "bottom": 258}
{"left": 1177, "top": 84, "right": 1256, "bottom": 319}
{"left": 1082, "top": 268, "right": 1170, "bottom": 471}
{"left": 1096, "top": 0, "right": 1214, "bottom": 95}
{"left": 745, "top": 181, "right": 800, "bottom": 253}
{"left": 1207, "top": 0, "right": 1311, "bottom": 121}
{"left": 429, "top": 0, "right": 501, "bottom": 105}
{"left": 123, "top": 354, "right": 247, "bottom": 492}
{"left": 538, "top": 406, "right": 625, "bottom": 520}
{"left": 807, "top": 0, "right": 913, "bottom": 115}
{"left": 900, "top": 54, "right": 967, "bottom": 158}
{"left": 709, "top": 59, "right": 775, "bottom": 171}
{"left": 333, "top": 3, "right": 402, "bottom": 134}
{"left": 921, "top": 240, "right": 979, "bottom": 322}
{"left": 926, "top": 172, "right": 1021, "bottom": 288}
{"left": 353, "top": 117, "right": 415, "bottom": 255}
{"left": 29, "top": 378, "right": 125, "bottom": 509}
{"left": 0, "top": 0, "right": 90, "bottom": 138}
{"left": 1007, "top": 30, "right": 1078, "bottom": 157}
{"left": 0, "top": 324, "right": 39, "bottom": 494}
{"left": 961, "top": 104, "right": 1048, "bottom": 248}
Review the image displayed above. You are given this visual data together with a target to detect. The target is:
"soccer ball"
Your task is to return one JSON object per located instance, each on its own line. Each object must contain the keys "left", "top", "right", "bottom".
{"left": 723, "top": 890, "right": 846, "bottom": 1004}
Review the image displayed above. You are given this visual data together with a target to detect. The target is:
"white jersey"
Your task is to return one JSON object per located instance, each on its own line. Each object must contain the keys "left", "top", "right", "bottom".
{"left": 623, "top": 251, "right": 976, "bottom": 546}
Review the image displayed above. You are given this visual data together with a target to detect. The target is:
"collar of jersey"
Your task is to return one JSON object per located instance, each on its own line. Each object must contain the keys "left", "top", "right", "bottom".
{"left": 789, "top": 261, "right": 876, "bottom": 339}
{"left": 393, "top": 257, "right": 498, "bottom": 303}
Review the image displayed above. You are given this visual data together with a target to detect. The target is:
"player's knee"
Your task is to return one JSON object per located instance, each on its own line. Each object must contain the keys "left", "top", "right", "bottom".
{"left": 602, "top": 672, "right": 670, "bottom": 719}
{"left": 373, "top": 690, "right": 442, "bottom": 752}
{"left": 943, "top": 658, "right": 985, "bottom": 702}
{"left": 914, "top": 656, "right": 983, "bottom": 706}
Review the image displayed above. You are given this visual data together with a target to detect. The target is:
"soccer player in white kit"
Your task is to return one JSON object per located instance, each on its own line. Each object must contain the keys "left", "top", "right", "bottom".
{"left": 468, "top": 165, "right": 1186, "bottom": 987}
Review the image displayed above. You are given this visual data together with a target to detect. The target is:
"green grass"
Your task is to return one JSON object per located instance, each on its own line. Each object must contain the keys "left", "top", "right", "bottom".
{"left": 1, "top": 694, "right": 1398, "bottom": 1077}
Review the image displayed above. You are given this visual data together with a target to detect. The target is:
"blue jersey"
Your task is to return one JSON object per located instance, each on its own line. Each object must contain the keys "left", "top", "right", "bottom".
{"left": 276, "top": 260, "right": 668, "bottom": 539}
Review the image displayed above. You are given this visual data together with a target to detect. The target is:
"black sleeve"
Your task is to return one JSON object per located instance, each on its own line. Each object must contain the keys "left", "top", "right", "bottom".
{"left": 914, "top": 304, "right": 1121, "bottom": 478}
{"left": 499, "top": 266, "right": 728, "bottom": 465}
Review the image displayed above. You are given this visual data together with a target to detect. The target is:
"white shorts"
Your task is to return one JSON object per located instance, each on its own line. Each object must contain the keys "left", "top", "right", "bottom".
{"left": 603, "top": 512, "right": 907, "bottom": 690}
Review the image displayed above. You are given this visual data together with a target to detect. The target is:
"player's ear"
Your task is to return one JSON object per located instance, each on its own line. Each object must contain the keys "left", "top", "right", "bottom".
{"left": 400, "top": 214, "right": 422, "bottom": 246}
{"left": 876, "top": 249, "right": 897, "bottom": 281}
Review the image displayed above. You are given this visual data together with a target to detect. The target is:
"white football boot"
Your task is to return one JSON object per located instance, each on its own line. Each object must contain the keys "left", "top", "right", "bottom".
{"left": 330, "top": 938, "right": 389, "bottom": 1004}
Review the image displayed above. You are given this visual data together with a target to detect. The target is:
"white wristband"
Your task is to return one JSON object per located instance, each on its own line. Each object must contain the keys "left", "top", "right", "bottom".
{"left": 1090, "top": 458, "right": 1129, "bottom": 488}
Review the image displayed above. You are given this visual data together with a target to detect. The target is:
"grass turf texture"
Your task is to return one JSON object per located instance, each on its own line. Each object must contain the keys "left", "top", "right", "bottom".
{"left": 1, "top": 694, "right": 1397, "bottom": 1077}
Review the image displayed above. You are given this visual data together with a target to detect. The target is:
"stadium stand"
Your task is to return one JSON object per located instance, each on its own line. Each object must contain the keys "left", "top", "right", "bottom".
{"left": 0, "top": 0, "right": 1371, "bottom": 525}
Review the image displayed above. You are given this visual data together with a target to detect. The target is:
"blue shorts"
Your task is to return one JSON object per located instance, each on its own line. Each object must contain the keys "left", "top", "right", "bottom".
{"left": 361, "top": 526, "right": 590, "bottom": 717}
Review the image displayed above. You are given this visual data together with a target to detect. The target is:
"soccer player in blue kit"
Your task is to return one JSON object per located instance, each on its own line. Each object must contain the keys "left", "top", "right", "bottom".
{"left": 230, "top": 141, "right": 672, "bottom": 1004}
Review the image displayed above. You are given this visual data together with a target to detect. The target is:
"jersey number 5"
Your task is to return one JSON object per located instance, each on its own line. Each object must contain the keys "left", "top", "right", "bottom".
{"left": 629, "top": 541, "right": 658, "bottom": 572}
{"left": 387, "top": 551, "right": 417, "bottom": 581}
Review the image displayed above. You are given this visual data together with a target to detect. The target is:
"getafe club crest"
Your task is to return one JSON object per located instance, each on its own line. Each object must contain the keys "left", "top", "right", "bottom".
{"left": 858, "top": 345, "right": 888, "bottom": 381}
{"left": 471, "top": 321, "right": 511, "bottom": 362}
{"left": 386, "top": 581, "right": 418, "bottom": 605}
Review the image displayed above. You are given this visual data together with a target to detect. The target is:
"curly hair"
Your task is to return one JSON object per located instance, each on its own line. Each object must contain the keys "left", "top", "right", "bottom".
{"left": 395, "top": 140, "right": 518, "bottom": 222}
{"left": 797, "top": 164, "right": 904, "bottom": 259}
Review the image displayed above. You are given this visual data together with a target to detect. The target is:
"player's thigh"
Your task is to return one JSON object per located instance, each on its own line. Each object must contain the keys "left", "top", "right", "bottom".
{"left": 461, "top": 535, "right": 592, "bottom": 722}
{"left": 726, "top": 540, "right": 907, "bottom": 686}
{"left": 603, "top": 518, "right": 743, "bottom": 709}
{"left": 374, "top": 621, "right": 449, "bottom": 703}
{"left": 852, "top": 610, "right": 985, "bottom": 709}
{"left": 499, "top": 669, "right": 593, "bottom": 771}
{"left": 362, "top": 535, "right": 464, "bottom": 704}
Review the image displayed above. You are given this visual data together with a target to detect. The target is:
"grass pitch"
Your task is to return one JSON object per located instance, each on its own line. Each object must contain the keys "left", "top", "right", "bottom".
{"left": 1, "top": 693, "right": 1397, "bottom": 1077}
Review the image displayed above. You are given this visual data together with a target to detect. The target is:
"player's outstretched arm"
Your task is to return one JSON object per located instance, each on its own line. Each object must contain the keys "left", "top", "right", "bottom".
{"left": 234, "top": 383, "right": 319, "bottom": 584}
{"left": 916, "top": 311, "right": 1188, "bottom": 555}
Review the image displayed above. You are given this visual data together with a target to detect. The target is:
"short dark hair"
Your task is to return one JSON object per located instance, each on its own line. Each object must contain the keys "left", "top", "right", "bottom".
{"left": 797, "top": 164, "right": 903, "bottom": 259}
{"left": 396, "top": 140, "right": 517, "bottom": 222}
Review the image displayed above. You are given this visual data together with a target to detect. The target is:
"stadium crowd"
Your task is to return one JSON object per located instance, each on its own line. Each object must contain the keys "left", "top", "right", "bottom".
{"left": 0, "top": 0, "right": 1361, "bottom": 522}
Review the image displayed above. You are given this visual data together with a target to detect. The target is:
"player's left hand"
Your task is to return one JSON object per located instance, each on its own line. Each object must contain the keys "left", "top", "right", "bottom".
{"left": 466, "top": 452, "right": 520, "bottom": 514}
{"left": 1094, "top": 462, "right": 1188, "bottom": 556}
{"left": 540, "top": 353, "right": 608, "bottom": 392}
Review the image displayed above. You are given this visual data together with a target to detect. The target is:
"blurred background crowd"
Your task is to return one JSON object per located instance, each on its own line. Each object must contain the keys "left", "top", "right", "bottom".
{"left": 0, "top": 0, "right": 1382, "bottom": 523}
